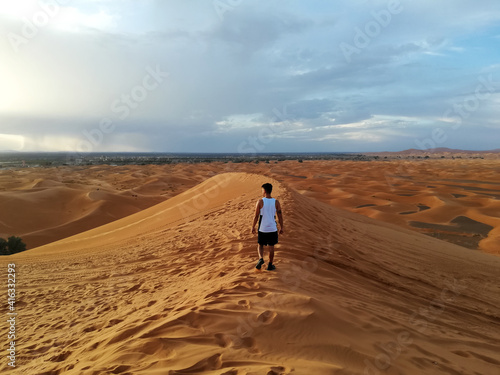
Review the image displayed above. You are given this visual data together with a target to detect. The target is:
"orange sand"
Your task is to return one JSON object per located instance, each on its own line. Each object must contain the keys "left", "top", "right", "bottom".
{"left": 1, "top": 159, "right": 499, "bottom": 254}
{"left": 1, "top": 172, "right": 499, "bottom": 374}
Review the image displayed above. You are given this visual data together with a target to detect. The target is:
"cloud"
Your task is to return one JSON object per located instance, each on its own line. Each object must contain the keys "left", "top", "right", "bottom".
{"left": 52, "top": 7, "right": 119, "bottom": 32}
{"left": 207, "top": 9, "right": 313, "bottom": 57}
{"left": 1, "top": 0, "right": 499, "bottom": 152}
{"left": 0, "top": 134, "right": 25, "bottom": 151}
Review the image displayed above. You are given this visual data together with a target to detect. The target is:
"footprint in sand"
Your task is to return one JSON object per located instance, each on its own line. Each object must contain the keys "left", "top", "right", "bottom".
{"left": 88, "top": 341, "right": 100, "bottom": 350}
{"left": 232, "top": 242, "right": 244, "bottom": 251}
{"left": 26, "top": 344, "right": 52, "bottom": 356}
{"left": 236, "top": 281, "right": 260, "bottom": 290}
{"left": 220, "top": 370, "right": 239, "bottom": 375}
{"left": 82, "top": 324, "right": 97, "bottom": 333}
{"left": 125, "top": 283, "right": 142, "bottom": 293}
{"left": 98, "top": 305, "right": 112, "bottom": 313}
{"left": 137, "top": 339, "right": 176, "bottom": 357}
{"left": 214, "top": 333, "right": 259, "bottom": 353}
{"left": 238, "top": 299, "right": 251, "bottom": 309}
{"left": 267, "top": 365, "right": 293, "bottom": 375}
{"left": 109, "top": 364, "right": 132, "bottom": 373}
{"left": 214, "top": 333, "right": 233, "bottom": 348}
{"left": 174, "top": 353, "right": 223, "bottom": 373}
{"left": 257, "top": 310, "right": 277, "bottom": 324}
{"left": 48, "top": 350, "right": 72, "bottom": 362}
{"left": 237, "top": 336, "right": 260, "bottom": 353}
{"left": 106, "top": 319, "right": 124, "bottom": 327}
{"left": 143, "top": 313, "right": 164, "bottom": 322}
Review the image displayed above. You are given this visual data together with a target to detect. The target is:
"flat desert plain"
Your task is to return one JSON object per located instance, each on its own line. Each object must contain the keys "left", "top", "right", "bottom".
{"left": 0, "top": 160, "right": 499, "bottom": 374}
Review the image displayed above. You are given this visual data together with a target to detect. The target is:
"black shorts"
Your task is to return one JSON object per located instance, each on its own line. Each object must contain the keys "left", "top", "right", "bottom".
{"left": 258, "top": 231, "right": 278, "bottom": 246}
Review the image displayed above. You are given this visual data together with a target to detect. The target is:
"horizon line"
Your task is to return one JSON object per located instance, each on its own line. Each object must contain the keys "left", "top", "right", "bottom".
{"left": 1, "top": 148, "right": 499, "bottom": 155}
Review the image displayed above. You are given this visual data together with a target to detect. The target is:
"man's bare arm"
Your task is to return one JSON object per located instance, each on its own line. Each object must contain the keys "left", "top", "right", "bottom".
{"left": 276, "top": 200, "right": 284, "bottom": 234}
{"left": 251, "top": 199, "right": 263, "bottom": 234}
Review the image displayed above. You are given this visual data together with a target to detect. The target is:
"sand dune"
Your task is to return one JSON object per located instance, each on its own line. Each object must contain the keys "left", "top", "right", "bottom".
{"left": 1, "top": 173, "right": 499, "bottom": 374}
{"left": 1, "top": 160, "right": 499, "bottom": 254}
{"left": 0, "top": 165, "right": 205, "bottom": 249}
{"left": 260, "top": 159, "right": 500, "bottom": 254}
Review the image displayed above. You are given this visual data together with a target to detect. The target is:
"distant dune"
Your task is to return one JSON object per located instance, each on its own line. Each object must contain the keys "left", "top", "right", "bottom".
{"left": 271, "top": 159, "right": 500, "bottom": 254}
{"left": 1, "top": 159, "right": 499, "bottom": 254}
{"left": 0, "top": 164, "right": 205, "bottom": 249}
{"left": 1, "top": 173, "right": 499, "bottom": 374}
{"left": 366, "top": 147, "right": 500, "bottom": 157}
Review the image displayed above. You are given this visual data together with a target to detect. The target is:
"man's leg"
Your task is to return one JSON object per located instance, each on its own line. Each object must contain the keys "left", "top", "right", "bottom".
{"left": 255, "top": 244, "right": 265, "bottom": 269}
{"left": 257, "top": 244, "right": 264, "bottom": 259}
{"left": 269, "top": 246, "right": 274, "bottom": 264}
{"left": 266, "top": 232, "right": 278, "bottom": 270}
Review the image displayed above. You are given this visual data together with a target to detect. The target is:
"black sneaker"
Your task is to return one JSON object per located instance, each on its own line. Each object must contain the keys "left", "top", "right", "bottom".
{"left": 267, "top": 263, "right": 276, "bottom": 271}
{"left": 255, "top": 258, "right": 265, "bottom": 270}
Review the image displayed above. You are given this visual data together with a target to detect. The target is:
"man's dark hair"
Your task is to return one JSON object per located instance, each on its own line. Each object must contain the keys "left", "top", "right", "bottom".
{"left": 262, "top": 183, "right": 273, "bottom": 194}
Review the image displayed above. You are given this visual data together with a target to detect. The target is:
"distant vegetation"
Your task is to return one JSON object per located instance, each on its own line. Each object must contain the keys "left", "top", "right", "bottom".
{"left": 0, "top": 151, "right": 491, "bottom": 169}
{"left": 0, "top": 236, "right": 27, "bottom": 255}
{"left": 0, "top": 152, "right": 374, "bottom": 168}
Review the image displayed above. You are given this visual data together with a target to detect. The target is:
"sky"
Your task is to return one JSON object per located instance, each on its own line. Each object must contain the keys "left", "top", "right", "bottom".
{"left": 0, "top": 0, "right": 499, "bottom": 153}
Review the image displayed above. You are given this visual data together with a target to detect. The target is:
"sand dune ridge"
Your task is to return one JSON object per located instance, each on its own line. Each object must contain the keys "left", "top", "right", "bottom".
{"left": 1, "top": 172, "right": 499, "bottom": 374}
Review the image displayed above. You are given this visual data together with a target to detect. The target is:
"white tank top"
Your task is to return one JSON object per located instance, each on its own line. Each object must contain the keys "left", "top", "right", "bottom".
{"left": 259, "top": 197, "right": 278, "bottom": 233}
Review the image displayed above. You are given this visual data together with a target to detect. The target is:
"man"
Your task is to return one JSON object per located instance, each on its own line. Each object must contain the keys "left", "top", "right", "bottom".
{"left": 251, "top": 183, "right": 284, "bottom": 271}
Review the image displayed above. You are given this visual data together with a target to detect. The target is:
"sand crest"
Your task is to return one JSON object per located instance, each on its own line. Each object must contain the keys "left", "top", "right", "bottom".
{"left": 2, "top": 159, "right": 499, "bottom": 254}
{"left": 1, "top": 172, "right": 499, "bottom": 374}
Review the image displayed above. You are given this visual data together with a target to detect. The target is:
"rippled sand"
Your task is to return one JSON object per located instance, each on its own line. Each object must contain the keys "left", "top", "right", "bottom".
{"left": 1, "top": 159, "right": 498, "bottom": 254}
{"left": 1, "top": 172, "right": 499, "bottom": 374}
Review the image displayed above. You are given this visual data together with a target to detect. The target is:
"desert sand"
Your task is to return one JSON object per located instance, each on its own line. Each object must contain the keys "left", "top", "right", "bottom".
{"left": 1, "top": 159, "right": 499, "bottom": 254}
{"left": 1, "top": 172, "right": 500, "bottom": 374}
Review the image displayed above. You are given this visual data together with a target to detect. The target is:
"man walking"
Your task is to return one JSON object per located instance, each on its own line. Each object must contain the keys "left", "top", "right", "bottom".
{"left": 251, "top": 183, "right": 284, "bottom": 270}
